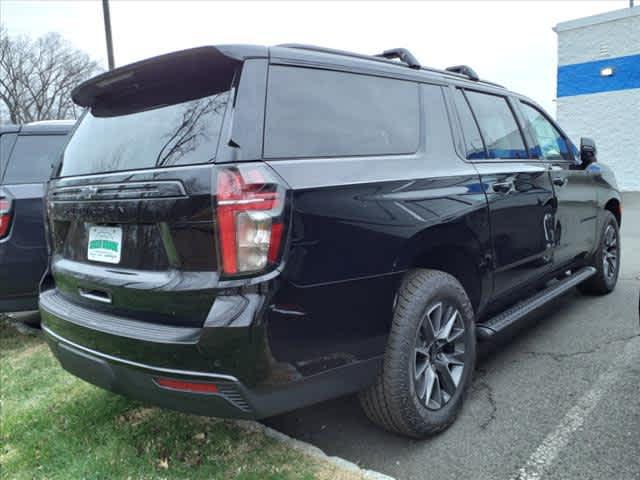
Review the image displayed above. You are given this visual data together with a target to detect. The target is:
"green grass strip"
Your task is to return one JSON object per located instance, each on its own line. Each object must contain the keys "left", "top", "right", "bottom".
{"left": 0, "top": 317, "right": 336, "bottom": 480}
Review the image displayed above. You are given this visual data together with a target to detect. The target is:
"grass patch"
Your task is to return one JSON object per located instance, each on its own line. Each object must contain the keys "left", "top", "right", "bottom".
{"left": 0, "top": 316, "right": 357, "bottom": 479}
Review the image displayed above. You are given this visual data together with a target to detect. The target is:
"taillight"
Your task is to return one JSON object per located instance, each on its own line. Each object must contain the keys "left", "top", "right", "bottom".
{"left": 215, "top": 165, "right": 286, "bottom": 276}
{"left": 0, "top": 197, "right": 12, "bottom": 239}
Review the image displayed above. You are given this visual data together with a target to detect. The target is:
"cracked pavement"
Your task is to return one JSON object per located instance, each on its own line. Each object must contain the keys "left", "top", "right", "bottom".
{"left": 265, "top": 192, "right": 640, "bottom": 480}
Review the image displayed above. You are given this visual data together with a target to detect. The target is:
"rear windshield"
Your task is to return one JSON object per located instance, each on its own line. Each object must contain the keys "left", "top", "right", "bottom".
{"left": 0, "top": 133, "right": 18, "bottom": 180}
{"left": 60, "top": 49, "right": 238, "bottom": 177}
{"left": 3, "top": 134, "right": 68, "bottom": 184}
{"left": 60, "top": 91, "right": 230, "bottom": 176}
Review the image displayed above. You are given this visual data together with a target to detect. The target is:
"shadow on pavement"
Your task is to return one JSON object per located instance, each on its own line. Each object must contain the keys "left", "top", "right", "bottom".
{"left": 263, "top": 290, "right": 582, "bottom": 458}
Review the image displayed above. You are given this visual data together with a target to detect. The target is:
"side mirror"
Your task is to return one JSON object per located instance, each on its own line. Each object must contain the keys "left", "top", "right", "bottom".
{"left": 580, "top": 137, "right": 597, "bottom": 166}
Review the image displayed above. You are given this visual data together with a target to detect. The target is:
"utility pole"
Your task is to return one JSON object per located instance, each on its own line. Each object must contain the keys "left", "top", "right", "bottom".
{"left": 102, "top": 0, "right": 115, "bottom": 70}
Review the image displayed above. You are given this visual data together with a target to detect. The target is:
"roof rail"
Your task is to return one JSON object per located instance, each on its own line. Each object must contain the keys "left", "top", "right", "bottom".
{"left": 374, "top": 48, "right": 421, "bottom": 69}
{"left": 278, "top": 44, "right": 420, "bottom": 70}
{"left": 445, "top": 65, "right": 480, "bottom": 82}
{"left": 277, "top": 43, "right": 405, "bottom": 69}
{"left": 277, "top": 44, "right": 505, "bottom": 88}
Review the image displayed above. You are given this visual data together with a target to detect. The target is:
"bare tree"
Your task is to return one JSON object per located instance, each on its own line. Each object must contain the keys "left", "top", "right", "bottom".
{"left": 0, "top": 27, "right": 102, "bottom": 124}
{"left": 156, "top": 94, "right": 229, "bottom": 167}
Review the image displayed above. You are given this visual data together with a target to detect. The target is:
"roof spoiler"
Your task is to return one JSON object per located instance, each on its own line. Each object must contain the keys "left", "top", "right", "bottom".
{"left": 71, "top": 46, "right": 246, "bottom": 108}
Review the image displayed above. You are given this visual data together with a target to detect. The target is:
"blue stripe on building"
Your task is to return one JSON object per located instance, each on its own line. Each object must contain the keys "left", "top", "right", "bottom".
{"left": 557, "top": 54, "right": 640, "bottom": 97}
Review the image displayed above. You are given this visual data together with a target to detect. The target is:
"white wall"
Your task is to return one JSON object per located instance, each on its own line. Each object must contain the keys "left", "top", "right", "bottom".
{"left": 557, "top": 90, "right": 640, "bottom": 191}
{"left": 555, "top": 8, "right": 640, "bottom": 191}
{"left": 557, "top": 10, "right": 640, "bottom": 65}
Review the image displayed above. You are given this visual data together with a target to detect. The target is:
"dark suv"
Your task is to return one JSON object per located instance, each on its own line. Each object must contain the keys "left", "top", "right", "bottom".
{"left": 39, "top": 45, "right": 621, "bottom": 438}
{"left": 1, "top": 121, "right": 73, "bottom": 315}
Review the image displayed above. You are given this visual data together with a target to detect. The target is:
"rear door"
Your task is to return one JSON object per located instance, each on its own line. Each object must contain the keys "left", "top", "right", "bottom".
{"left": 516, "top": 100, "right": 598, "bottom": 267}
{"left": 0, "top": 133, "right": 68, "bottom": 301}
{"left": 451, "top": 88, "right": 556, "bottom": 299}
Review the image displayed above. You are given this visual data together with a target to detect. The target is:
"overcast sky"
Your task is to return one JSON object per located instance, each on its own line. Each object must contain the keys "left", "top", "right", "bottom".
{"left": 1, "top": 0, "right": 629, "bottom": 115}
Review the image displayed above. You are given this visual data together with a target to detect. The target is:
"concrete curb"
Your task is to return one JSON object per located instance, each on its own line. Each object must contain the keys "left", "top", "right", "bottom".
{"left": 233, "top": 419, "right": 395, "bottom": 480}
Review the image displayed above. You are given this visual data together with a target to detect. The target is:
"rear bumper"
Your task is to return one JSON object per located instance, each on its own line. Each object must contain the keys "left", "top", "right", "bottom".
{"left": 40, "top": 288, "right": 381, "bottom": 419}
{"left": 43, "top": 325, "right": 255, "bottom": 418}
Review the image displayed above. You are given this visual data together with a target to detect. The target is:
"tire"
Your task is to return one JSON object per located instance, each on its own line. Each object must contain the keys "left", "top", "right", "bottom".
{"left": 6, "top": 310, "right": 41, "bottom": 328}
{"left": 578, "top": 211, "right": 620, "bottom": 295}
{"left": 20, "top": 311, "right": 42, "bottom": 328}
{"left": 359, "top": 269, "right": 476, "bottom": 438}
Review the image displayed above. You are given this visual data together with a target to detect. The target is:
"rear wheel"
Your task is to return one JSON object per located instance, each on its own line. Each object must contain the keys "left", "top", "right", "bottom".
{"left": 12, "top": 311, "right": 41, "bottom": 328}
{"left": 359, "top": 269, "right": 476, "bottom": 438}
{"left": 578, "top": 211, "right": 620, "bottom": 295}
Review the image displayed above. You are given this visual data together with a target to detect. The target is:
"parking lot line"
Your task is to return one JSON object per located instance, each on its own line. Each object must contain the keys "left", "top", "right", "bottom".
{"left": 510, "top": 335, "right": 640, "bottom": 480}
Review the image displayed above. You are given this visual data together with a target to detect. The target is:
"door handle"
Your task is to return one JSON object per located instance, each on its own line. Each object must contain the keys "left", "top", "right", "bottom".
{"left": 553, "top": 177, "right": 568, "bottom": 187}
{"left": 492, "top": 181, "right": 514, "bottom": 193}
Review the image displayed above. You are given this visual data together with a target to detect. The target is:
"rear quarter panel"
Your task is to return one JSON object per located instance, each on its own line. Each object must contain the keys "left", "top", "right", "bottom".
{"left": 0, "top": 183, "right": 47, "bottom": 302}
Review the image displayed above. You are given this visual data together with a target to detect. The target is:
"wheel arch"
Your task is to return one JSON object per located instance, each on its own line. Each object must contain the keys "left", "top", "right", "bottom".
{"left": 394, "top": 224, "right": 491, "bottom": 317}
{"left": 604, "top": 198, "right": 621, "bottom": 227}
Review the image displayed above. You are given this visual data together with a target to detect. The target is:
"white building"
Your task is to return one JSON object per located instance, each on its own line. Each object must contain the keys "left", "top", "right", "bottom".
{"left": 554, "top": 7, "right": 640, "bottom": 191}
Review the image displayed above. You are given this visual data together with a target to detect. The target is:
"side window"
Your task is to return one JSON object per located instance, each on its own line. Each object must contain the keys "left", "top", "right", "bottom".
{"left": 0, "top": 133, "right": 18, "bottom": 182}
{"left": 423, "top": 84, "right": 456, "bottom": 157}
{"left": 3, "top": 134, "right": 68, "bottom": 184}
{"left": 453, "top": 89, "right": 486, "bottom": 160}
{"left": 464, "top": 90, "right": 528, "bottom": 160}
{"left": 264, "top": 66, "right": 420, "bottom": 158}
{"left": 519, "top": 102, "right": 572, "bottom": 161}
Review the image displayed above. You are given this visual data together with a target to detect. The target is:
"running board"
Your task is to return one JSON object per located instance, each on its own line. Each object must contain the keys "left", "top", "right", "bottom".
{"left": 476, "top": 266, "right": 596, "bottom": 340}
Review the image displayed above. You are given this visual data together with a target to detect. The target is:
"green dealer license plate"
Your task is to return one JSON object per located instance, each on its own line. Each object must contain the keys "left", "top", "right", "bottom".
{"left": 87, "top": 226, "right": 122, "bottom": 264}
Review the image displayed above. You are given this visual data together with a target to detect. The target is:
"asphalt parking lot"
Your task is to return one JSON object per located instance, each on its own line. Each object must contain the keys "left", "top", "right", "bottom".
{"left": 266, "top": 192, "right": 640, "bottom": 480}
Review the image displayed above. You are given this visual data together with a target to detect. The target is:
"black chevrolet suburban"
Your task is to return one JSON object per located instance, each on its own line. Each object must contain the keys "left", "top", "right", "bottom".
{"left": 40, "top": 45, "right": 621, "bottom": 438}
{"left": 1, "top": 121, "right": 73, "bottom": 315}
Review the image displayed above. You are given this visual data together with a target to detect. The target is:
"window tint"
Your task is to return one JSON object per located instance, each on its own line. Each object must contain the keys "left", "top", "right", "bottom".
{"left": 519, "top": 102, "right": 572, "bottom": 161}
{"left": 3, "top": 135, "right": 67, "bottom": 184}
{"left": 464, "top": 91, "right": 528, "bottom": 160}
{"left": 453, "top": 89, "right": 486, "bottom": 160}
{"left": 0, "top": 133, "right": 18, "bottom": 181}
{"left": 265, "top": 66, "right": 420, "bottom": 158}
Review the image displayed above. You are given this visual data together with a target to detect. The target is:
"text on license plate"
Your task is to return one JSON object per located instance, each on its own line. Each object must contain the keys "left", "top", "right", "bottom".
{"left": 87, "top": 226, "right": 122, "bottom": 264}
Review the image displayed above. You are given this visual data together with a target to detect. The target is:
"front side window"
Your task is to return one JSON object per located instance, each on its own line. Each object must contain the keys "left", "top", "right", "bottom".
{"left": 464, "top": 91, "right": 528, "bottom": 160}
{"left": 3, "top": 135, "right": 68, "bottom": 184}
{"left": 519, "top": 102, "right": 572, "bottom": 161}
{"left": 264, "top": 66, "right": 420, "bottom": 158}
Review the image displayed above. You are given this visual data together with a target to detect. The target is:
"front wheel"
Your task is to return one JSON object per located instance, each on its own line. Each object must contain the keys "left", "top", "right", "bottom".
{"left": 578, "top": 211, "right": 620, "bottom": 295}
{"left": 359, "top": 269, "right": 476, "bottom": 438}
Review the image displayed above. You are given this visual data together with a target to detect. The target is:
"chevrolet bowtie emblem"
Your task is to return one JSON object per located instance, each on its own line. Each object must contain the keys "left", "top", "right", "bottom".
{"left": 80, "top": 186, "right": 99, "bottom": 200}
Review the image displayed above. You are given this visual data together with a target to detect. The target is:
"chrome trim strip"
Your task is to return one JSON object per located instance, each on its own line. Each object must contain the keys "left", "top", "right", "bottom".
{"left": 42, "top": 325, "right": 240, "bottom": 383}
{"left": 49, "top": 180, "right": 187, "bottom": 202}
{"left": 78, "top": 288, "right": 112, "bottom": 304}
